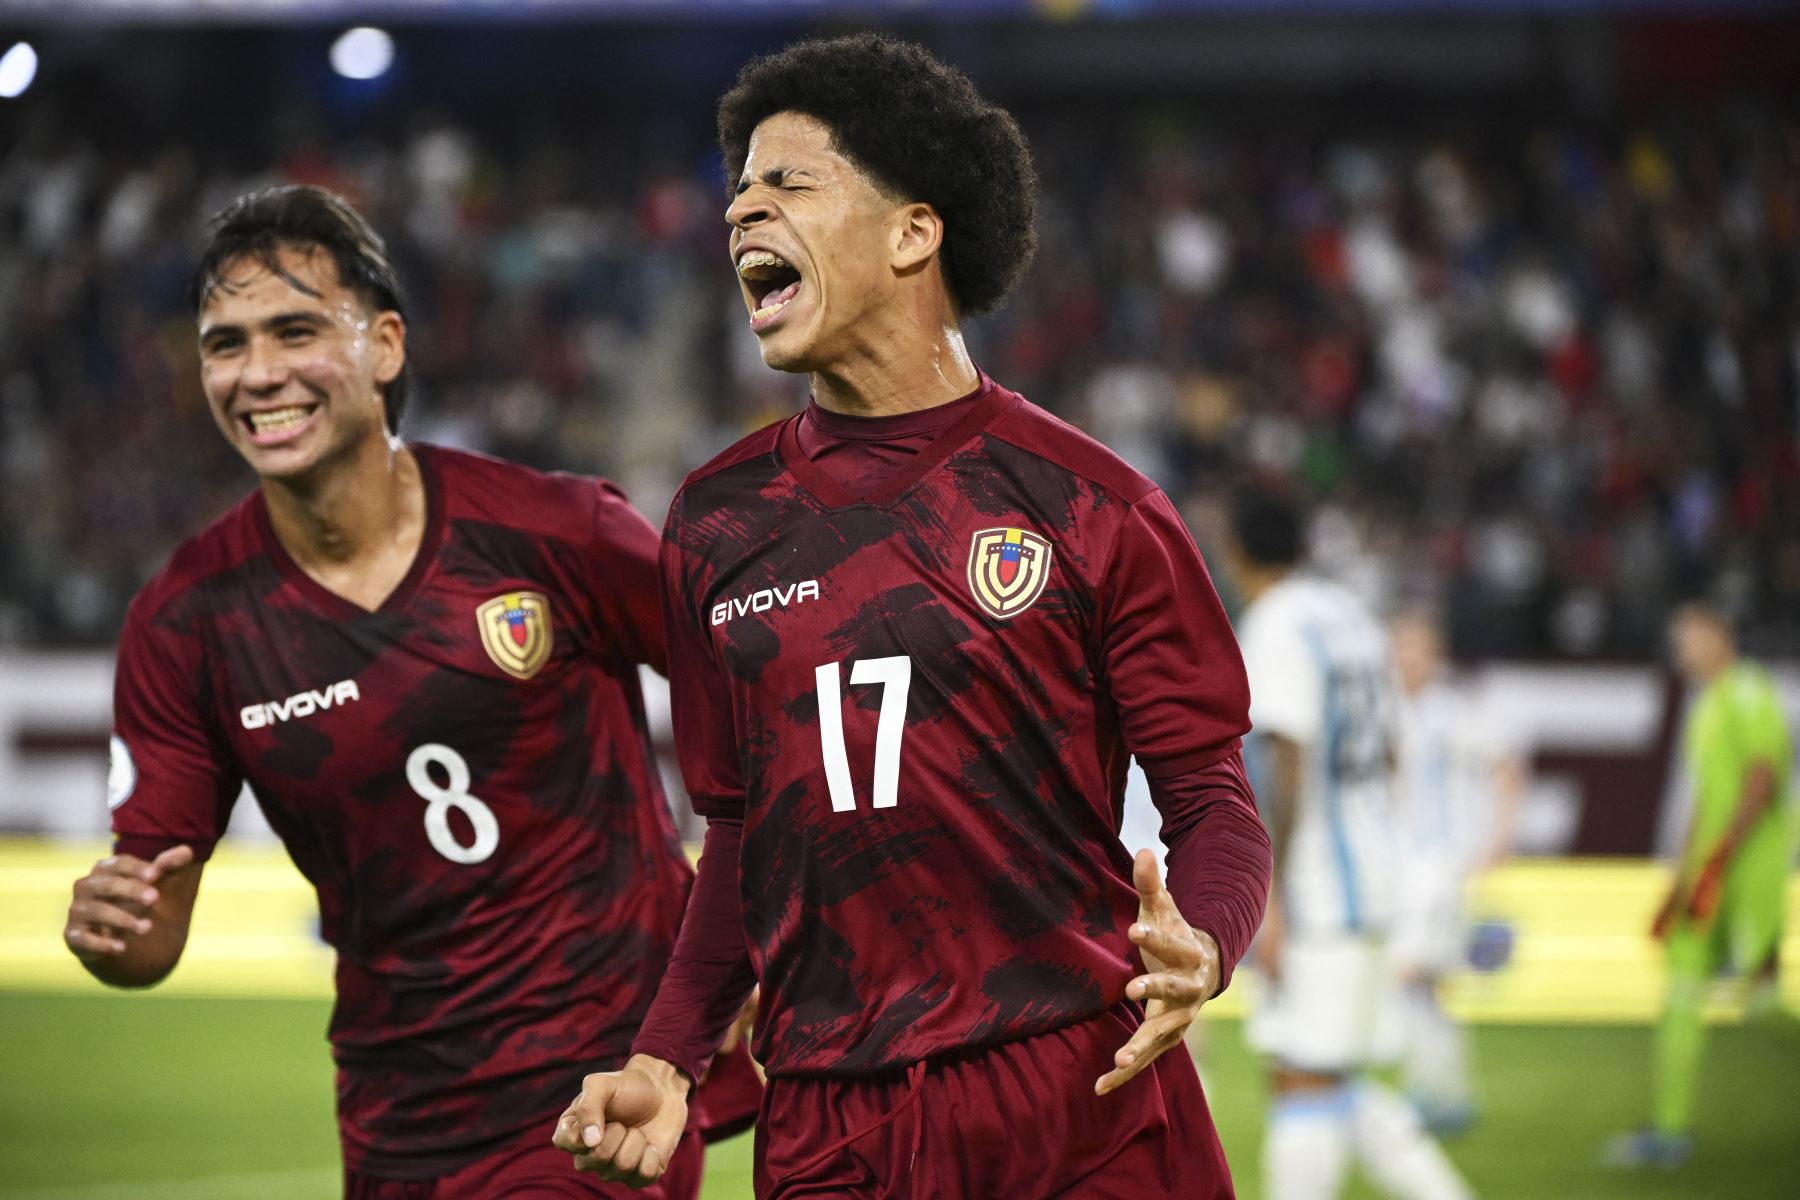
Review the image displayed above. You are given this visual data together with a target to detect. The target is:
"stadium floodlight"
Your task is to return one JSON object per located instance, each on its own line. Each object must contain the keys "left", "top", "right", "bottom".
{"left": 0, "top": 42, "right": 38, "bottom": 100}
{"left": 329, "top": 27, "right": 394, "bottom": 82}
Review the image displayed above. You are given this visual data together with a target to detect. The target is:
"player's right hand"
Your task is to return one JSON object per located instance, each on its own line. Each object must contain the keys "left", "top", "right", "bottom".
{"left": 554, "top": 1054, "right": 690, "bottom": 1187}
{"left": 63, "top": 845, "right": 195, "bottom": 961}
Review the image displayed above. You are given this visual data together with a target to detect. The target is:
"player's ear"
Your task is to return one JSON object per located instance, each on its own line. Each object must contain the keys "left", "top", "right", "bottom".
{"left": 891, "top": 202, "right": 944, "bottom": 275}
{"left": 370, "top": 310, "right": 406, "bottom": 388}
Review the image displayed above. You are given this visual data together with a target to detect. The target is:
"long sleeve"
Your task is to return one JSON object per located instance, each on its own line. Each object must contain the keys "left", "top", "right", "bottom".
{"left": 1142, "top": 749, "right": 1271, "bottom": 997}
{"left": 630, "top": 818, "right": 758, "bottom": 1084}
{"left": 587, "top": 480, "right": 669, "bottom": 675}
{"left": 1093, "top": 487, "right": 1266, "bottom": 991}
{"left": 660, "top": 494, "right": 747, "bottom": 816}
{"left": 111, "top": 591, "right": 242, "bottom": 864}
{"left": 635, "top": 488, "right": 759, "bottom": 1081}
{"left": 1096, "top": 488, "right": 1250, "bottom": 773}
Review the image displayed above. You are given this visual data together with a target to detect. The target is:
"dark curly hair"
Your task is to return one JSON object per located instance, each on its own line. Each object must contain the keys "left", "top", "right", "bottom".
{"left": 718, "top": 33, "right": 1038, "bottom": 316}
{"left": 191, "top": 185, "right": 413, "bottom": 434}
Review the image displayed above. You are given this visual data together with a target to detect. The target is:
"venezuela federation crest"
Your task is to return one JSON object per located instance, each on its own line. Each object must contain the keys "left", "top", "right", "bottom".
{"left": 967, "top": 527, "right": 1053, "bottom": 621}
{"left": 477, "top": 591, "right": 553, "bottom": 680}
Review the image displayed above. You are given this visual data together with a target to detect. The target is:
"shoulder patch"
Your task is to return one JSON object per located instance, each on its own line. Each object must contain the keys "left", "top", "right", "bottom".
{"left": 107, "top": 735, "right": 137, "bottom": 811}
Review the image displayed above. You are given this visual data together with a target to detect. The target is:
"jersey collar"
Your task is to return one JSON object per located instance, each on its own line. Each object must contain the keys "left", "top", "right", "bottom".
{"left": 776, "top": 374, "right": 1016, "bottom": 510}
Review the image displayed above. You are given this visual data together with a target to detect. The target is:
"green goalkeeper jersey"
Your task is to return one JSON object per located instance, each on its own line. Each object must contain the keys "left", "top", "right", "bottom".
{"left": 1682, "top": 662, "right": 1795, "bottom": 896}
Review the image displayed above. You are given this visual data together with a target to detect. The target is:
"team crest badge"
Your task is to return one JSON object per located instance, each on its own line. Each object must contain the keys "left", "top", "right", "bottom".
{"left": 477, "top": 592, "right": 553, "bottom": 680}
{"left": 967, "top": 527, "right": 1054, "bottom": 621}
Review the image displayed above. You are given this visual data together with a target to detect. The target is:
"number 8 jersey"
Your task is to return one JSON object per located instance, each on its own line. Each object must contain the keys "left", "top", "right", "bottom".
{"left": 661, "top": 378, "right": 1251, "bottom": 1076}
{"left": 108, "top": 445, "right": 693, "bottom": 1178}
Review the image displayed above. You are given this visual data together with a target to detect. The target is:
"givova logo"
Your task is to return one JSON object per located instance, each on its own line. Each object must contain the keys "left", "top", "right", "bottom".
{"left": 240, "top": 680, "right": 361, "bottom": 730}
{"left": 712, "top": 579, "right": 820, "bottom": 626}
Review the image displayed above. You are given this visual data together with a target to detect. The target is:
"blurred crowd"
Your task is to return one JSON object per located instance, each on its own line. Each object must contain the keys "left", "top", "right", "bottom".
{"left": 1, "top": 97, "right": 1796, "bottom": 657}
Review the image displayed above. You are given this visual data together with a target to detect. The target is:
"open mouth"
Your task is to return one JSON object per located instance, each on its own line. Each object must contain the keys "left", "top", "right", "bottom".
{"left": 737, "top": 249, "right": 804, "bottom": 328}
{"left": 240, "top": 403, "right": 321, "bottom": 446}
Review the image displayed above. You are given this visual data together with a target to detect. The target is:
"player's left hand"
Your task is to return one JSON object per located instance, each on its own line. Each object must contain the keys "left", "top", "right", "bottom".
{"left": 1096, "top": 848, "right": 1221, "bottom": 1096}
{"left": 1686, "top": 853, "right": 1727, "bottom": 923}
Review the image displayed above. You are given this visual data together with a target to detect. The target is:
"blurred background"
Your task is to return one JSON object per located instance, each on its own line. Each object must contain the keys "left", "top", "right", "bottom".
{"left": 1, "top": 1, "right": 1797, "bottom": 1198}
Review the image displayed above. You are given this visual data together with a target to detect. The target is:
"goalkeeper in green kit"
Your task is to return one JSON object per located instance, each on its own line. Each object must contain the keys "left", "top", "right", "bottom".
{"left": 1607, "top": 598, "right": 1796, "bottom": 1170}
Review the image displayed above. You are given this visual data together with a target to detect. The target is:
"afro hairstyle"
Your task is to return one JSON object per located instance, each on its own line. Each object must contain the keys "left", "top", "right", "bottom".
{"left": 717, "top": 32, "right": 1038, "bottom": 316}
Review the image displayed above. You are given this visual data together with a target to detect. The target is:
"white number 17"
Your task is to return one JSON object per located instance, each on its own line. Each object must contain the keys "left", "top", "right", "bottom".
{"left": 815, "top": 655, "right": 911, "bottom": 812}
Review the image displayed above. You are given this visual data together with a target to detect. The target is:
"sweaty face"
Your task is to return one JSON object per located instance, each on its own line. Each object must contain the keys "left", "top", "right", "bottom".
{"left": 726, "top": 111, "right": 908, "bottom": 373}
{"left": 196, "top": 245, "right": 403, "bottom": 482}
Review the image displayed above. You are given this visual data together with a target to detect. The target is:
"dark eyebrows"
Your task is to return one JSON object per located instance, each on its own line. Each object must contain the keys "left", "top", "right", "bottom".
{"left": 198, "top": 310, "right": 328, "bottom": 346}
{"left": 734, "top": 165, "right": 816, "bottom": 195}
{"left": 266, "top": 310, "right": 329, "bottom": 328}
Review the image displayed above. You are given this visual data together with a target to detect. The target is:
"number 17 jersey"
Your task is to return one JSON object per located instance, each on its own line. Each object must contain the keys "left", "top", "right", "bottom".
{"left": 662, "top": 378, "right": 1251, "bottom": 1077}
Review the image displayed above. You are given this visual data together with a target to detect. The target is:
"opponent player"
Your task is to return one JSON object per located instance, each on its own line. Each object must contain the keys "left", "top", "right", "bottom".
{"left": 60, "top": 185, "right": 751, "bottom": 1197}
{"left": 1605, "top": 599, "right": 1795, "bottom": 1169}
{"left": 555, "top": 33, "right": 1271, "bottom": 1197}
{"left": 1230, "top": 490, "right": 1471, "bottom": 1200}
{"left": 1389, "top": 610, "right": 1527, "bottom": 1134}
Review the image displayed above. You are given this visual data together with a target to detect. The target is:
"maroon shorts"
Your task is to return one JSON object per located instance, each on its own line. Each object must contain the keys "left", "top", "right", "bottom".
{"left": 343, "top": 1120, "right": 704, "bottom": 1200}
{"left": 754, "top": 1004, "right": 1233, "bottom": 1199}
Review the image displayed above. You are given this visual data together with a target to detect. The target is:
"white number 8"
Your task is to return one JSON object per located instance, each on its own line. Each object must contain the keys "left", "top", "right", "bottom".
{"left": 406, "top": 743, "right": 500, "bottom": 865}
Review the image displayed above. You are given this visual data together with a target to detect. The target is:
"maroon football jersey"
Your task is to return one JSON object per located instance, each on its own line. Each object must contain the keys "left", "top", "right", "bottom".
{"left": 109, "top": 445, "right": 692, "bottom": 1178}
{"left": 661, "top": 377, "right": 1251, "bottom": 1076}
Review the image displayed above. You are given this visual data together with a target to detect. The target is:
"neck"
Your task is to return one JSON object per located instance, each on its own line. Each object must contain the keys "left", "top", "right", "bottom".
{"left": 1238, "top": 563, "right": 1290, "bottom": 604}
{"left": 1403, "top": 672, "right": 1437, "bottom": 699}
{"left": 810, "top": 316, "right": 979, "bottom": 418}
{"left": 262, "top": 434, "right": 420, "bottom": 571}
{"left": 1696, "top": 651, "right": 1737, "bottom": 685}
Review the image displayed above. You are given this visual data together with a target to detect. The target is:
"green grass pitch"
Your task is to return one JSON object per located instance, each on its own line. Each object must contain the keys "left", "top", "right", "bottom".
{"left": 2, "top": 992, "right": 1797, "bottom": 1198}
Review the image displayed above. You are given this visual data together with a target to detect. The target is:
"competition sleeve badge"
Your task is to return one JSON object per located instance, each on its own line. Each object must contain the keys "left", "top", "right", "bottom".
{"left": 967, "top": 527, "right": 1053, "bottom": 620}
{"left": 477, "top": 592, "right": 553, "bottom": 679}
{"left": 106, "top": 735, "right": 136, "bottom": 810}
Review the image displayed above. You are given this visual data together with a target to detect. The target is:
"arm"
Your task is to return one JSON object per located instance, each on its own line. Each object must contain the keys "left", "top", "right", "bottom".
{"left": 554, "top": 497, "right": 756, "bottom": 1183}
{"left": 590, "top": 482, "right": 669, "bottom": 675}
{"left": 1659, "top": 674, "right": 1788, "bottom": 937}
{"left": 1260, "top": 733, "right": 1306, "bottom": 885}
{"left": 1478, "top": 752, "right": 1528, "bottom": 872}
{"left": 1651, "top": 821, "right": 1699, "bottom": 941}
{"left": 1253, "top": 732, "right": 1306, "bottom": 980}
{"left": 65, "top": 846, "right": 203, "bottom": 987}
{"left": 1684, "top": 761, "right": 1779, "bottom": 924}
{"left": 555, "top": 819, "right": 756, "bottom": 1183}
{"left": 1087, "top": 491, "right": 1261, "bottom": 1094}
{"left": 630, "top": 818, "right": 758, "bottom": 1082}
{"left": 72, "top": 595, "right": 238, "bottom": 984}
{"left": 1707, "top": 761, "right": 1779, "bottom": 868}
{"left": 1095, "top": 749, "right": 1273, "bottom": 1097}
{"left": 1147, "top": 749, "right": 1271, "bottom": 999}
